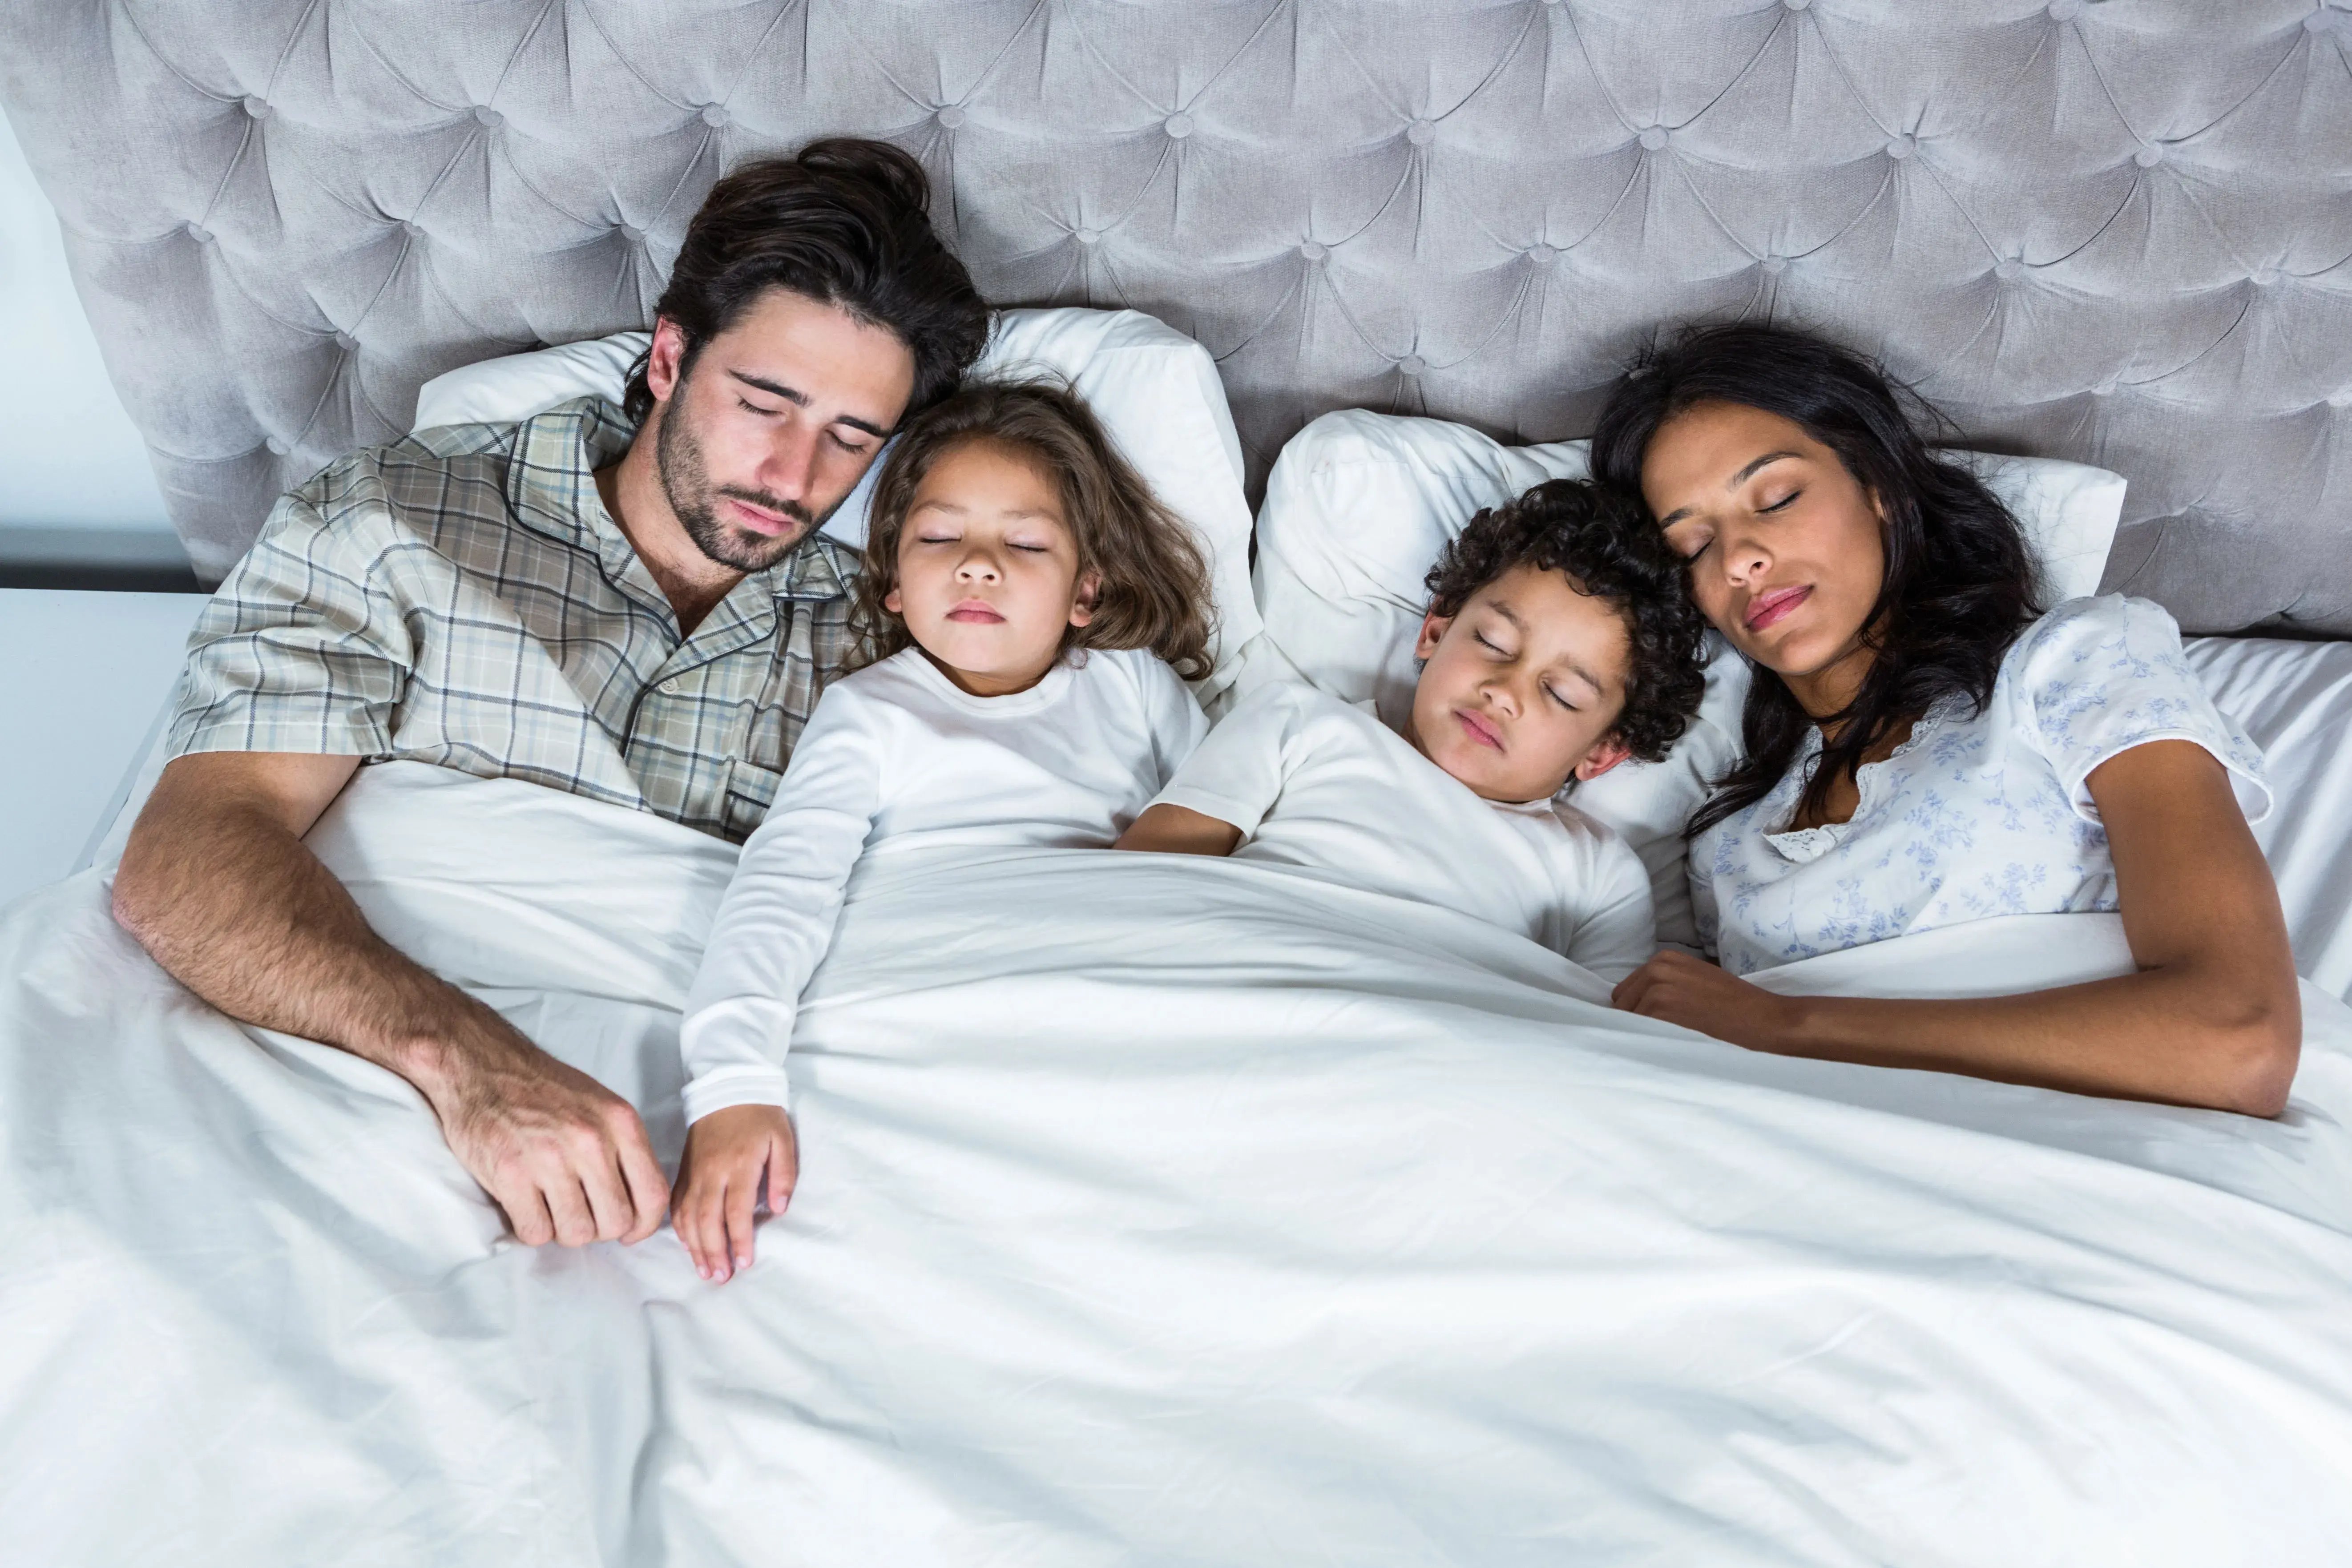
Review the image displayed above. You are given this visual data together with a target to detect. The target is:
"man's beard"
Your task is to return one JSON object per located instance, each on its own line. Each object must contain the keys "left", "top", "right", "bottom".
{"left": 655, "top": 394, "right": 830, "bottom": 575}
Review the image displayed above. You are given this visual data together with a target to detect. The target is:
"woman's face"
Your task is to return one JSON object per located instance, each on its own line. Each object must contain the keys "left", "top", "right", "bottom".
{"left": 1640, "top": 401, "right": 1886, "bottom": 709}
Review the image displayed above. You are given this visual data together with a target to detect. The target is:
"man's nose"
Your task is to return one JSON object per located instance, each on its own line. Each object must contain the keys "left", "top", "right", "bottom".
{"left": 757, "top": 421, "right": 823, "bottom": 502}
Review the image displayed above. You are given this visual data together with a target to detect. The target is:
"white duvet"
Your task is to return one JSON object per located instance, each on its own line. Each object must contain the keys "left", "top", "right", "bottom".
{"left": 5, "top": 762, "right": 2351, "bottom": 1567}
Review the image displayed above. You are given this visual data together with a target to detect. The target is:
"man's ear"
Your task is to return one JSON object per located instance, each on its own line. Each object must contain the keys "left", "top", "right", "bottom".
{"left": 1413, "top": 609, "right": 1452, "bottom": 661}
{"left": 1068, "top": 568, "right": 1103, "bottom": 629}
{"left": 1573, "top": 733, "right": 1634, "bottom": 782}
{"left": 646, "top": 316, "right": 690, "bottom": 405}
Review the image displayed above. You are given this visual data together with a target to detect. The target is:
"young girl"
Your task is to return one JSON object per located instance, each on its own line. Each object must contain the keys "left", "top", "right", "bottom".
{"left": 673, "top": 380, "right": 1214, "bottom": 1281}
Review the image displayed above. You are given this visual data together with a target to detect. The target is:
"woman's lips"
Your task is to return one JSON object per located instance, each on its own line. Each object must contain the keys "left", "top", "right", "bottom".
{"left": 1453, "top": 708, "right": 1504, "bottom": 751}
{"left": 1745, "top": 584, "right": 1812, "bottom": 633}
{"left": 945, "top": 600, "right": 1005, "bottom": 624}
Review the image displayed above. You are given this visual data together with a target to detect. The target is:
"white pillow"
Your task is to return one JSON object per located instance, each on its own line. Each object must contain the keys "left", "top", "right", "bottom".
{"left": 413, "top": 307, "right": 1263, "bottom": 698}
{"left": 1249, "top": 409, "right": 2128, "bottom": 950}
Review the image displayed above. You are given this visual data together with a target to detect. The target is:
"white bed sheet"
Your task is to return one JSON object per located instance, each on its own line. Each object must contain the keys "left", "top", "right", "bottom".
{"left": 2184, "top": 635, "right": 2352, "bottom": 1001}
{"left": 6, "top": 762, "right": 2351, "bottom": 1565}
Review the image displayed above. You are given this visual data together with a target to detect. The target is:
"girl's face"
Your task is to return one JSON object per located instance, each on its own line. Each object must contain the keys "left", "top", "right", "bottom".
{"left": 1640, "top": 401, "right": 1886, "bottom": 714}
{"left": 884, "top": 438, "right": 1099, "bottom": 697}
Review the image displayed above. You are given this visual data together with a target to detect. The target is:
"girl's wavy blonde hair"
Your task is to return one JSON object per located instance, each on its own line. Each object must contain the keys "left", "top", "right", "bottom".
{"left": 848, "top": 379, "right": 1214, "bottom": 678}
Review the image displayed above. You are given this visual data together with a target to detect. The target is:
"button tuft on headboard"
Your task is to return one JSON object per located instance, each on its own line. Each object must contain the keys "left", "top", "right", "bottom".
{"left": 1163, "top": 113, "right": 1194, "bottom": 140}
{"left": 936, "top": 106, "right": 966, "bottom": 129}
{"left": 241, "top": 95, "right": 270, "bottom": 120}
{"left": 1638, "top": 127, "right": 1669, "bottom": 151}
{"left": 701, "top": 105, "right": 730, "bottom": 128}
{"left": 473, "top": 106, "right": 503, "bottom": 128}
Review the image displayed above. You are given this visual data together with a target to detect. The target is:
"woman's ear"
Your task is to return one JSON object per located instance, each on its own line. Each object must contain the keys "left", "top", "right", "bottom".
{"left": 1414, "top": 609, "right": 1452, "bottom": 661}
{"left": 1572, "top": 734, "right": 1634, "bottom": 782}
{"left": 1068, "top": 568, "right": 1103, "bottom": 629}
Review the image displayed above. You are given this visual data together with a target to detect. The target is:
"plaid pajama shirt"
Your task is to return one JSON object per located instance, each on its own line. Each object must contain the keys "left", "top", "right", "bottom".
{"left": 165, "top": 396, "right": 856, "bottom": 844}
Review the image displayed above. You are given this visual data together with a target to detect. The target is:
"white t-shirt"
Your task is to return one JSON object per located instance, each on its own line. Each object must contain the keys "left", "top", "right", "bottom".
{"left": 680, "top": 645, "right": 1207, "bottom": 1122}
{"left": 1150, "top": 681, "right": 1655, "bottom": 980}
{"left": 1693, "top": 595, "right": 2273, "bottom": 976}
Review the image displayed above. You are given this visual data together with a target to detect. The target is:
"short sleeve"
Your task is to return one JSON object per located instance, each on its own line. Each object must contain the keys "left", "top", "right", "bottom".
{"left": 2013, "top": 596, "right": 2271, "bottom": 825}
{"left": 1149, "top": 681, "right": 1305, "bottom": 836}
{"left": 1553, "top": 817, "right": 1658, "bottom": 983}
{"left": 165, "top": 490, "right": 413, "bottom": 760}
{"left": 1137, "top": 652, "right": 1210, "bottom": 786}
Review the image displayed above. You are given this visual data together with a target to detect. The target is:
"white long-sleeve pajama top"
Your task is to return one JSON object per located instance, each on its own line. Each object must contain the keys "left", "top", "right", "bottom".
{"left": 678, "top": 645, "right": 1207, "bottom": 1124}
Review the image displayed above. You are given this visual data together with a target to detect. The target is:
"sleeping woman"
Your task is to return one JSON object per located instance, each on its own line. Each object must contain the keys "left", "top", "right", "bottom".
{"left": 1592, "top": 324, "right": 2300, "bottom": 1117}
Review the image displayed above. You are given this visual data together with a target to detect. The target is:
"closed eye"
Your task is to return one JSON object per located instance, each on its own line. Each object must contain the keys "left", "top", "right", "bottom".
{"left": 1473, "top": 631, "right": 1510, "bottom": 657}
{"left": 1545, "top": 685, "right": 1580, "bottom": 712}
{"left": 827, "top": 430, "right": 871, "bottom": 455}
{"left": 1758, "top": 489, "right": 1801, "bottom": 513}
{"left": 737, "top": 396, "right": 782, "bottom": 417}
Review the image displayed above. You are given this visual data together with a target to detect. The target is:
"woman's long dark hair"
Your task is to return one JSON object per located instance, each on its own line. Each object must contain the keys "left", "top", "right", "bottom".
{"left": 1590, "top": 324, "right": 2040, "bottom": 837}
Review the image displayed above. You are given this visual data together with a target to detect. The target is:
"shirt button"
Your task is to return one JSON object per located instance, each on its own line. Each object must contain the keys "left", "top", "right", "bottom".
{"left": 659, "top": 677, "right": 682, "bottom": 695}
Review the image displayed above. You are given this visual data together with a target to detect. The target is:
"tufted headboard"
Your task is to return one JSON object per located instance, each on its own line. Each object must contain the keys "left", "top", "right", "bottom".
{"left": 3, "top": 1, "right": 2348, "bottom": 634}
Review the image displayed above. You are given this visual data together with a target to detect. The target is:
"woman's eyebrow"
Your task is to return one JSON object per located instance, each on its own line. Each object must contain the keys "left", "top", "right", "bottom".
{"left": 1731, "top": 450, "right": 1801, "bottom": 487}
{"left": 1657, "top": 450, "right": 1803, "bottom": 527}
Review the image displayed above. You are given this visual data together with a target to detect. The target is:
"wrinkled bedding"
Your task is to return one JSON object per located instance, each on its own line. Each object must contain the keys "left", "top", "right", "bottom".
{"left": 4, "top": 762, "right": 2350, "bottom": 1567}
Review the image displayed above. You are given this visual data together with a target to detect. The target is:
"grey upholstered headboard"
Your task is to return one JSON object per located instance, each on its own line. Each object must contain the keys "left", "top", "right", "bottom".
{"left": 3, "top": 1, "right": 2347, "bottom": 634}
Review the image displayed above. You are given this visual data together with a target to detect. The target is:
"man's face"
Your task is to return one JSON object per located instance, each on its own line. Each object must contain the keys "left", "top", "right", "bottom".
{"left": 647, "top": 288, "right": 918, "bottom": 573}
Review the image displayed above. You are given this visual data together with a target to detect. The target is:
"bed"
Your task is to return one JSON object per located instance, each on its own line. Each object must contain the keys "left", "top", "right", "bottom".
{"left": 4, "top": 4, "right": 2351, "bottom": 1564}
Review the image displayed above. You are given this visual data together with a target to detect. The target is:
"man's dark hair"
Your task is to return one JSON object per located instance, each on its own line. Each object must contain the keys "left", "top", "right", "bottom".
{"left": 622, "top": 137, "right": 989, "bottom": 425}
{"left": 1424, "top": 480, "right": 1709, "bottom": 764}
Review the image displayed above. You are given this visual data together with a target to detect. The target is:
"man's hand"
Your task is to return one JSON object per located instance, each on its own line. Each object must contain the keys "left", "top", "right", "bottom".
{"left": 114, "top": 752, "right": 670, "bottom": 1246}
{"left": 1611, "top": 948, "right": 1804, "bottom": 1052}
{"left": 416, "top": 1014, "right": 671, "bottom": 1247}
{"left": 674, "top": 1104, "right": 799, "bottom": 1282}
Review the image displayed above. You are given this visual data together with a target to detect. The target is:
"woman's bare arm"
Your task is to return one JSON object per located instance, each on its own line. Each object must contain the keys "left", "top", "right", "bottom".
{"left": 1115, "top": 803, "right": 1243, "bottom": 856}
{"left": 1613, "top": 741, "right": 2301, "bottom": 1117}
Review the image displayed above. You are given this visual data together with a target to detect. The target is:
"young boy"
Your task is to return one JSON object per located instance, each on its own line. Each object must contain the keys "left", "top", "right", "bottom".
{"left": 1116, "top": 479, "right": 1709, "bottom": 982}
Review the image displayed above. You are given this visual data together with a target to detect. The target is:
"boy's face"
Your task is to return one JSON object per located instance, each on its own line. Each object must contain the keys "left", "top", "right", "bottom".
{"left": 1407, "top": 563, "right": 1635, "bottom": 803}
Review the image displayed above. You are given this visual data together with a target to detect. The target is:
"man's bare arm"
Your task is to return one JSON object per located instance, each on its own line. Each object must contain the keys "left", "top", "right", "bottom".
{"left": 112, "top": 752, "right": 669, "bottom": 1245}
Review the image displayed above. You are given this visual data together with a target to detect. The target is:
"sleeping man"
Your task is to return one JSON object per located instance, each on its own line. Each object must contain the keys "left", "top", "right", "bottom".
{"left": 105, "top": 139, "right": 990, "bottom": 1248}
{"left": 1118, "top": 480, "right": 1709, "bottom": 983}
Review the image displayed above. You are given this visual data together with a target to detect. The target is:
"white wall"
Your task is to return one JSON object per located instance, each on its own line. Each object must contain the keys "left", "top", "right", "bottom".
{"left": 0, "top": 109, "right": 187, "bottom": 569}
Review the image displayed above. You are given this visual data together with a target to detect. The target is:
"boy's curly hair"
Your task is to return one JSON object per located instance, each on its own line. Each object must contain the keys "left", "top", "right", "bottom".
{"left": 1423, "top": 479, "right": 1709, "bottom": 764}
{"left": 850, "top": 379, "right": 1214, "bottom": 677}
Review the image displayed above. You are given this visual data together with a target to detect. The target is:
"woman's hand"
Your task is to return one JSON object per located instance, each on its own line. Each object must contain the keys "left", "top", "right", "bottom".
{"left": 1611, "top": 949, "right": 1806, "bottom": 1053}
{"left": 674, "top": 1104, "right": 799, "bottom": 1283}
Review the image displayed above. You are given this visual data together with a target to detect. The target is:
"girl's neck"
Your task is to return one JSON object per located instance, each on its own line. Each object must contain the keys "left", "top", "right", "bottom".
{"left": 916, "top": 644, "right": 1058, "bottom": 699}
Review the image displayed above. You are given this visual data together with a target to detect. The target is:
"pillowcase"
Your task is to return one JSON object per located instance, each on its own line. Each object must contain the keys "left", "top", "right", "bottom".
{"left": 413, "top": 307, "right": 1263, "bottom": 698}
{"left": 1248, "top": 409, "right": 2128, "bottom": 950}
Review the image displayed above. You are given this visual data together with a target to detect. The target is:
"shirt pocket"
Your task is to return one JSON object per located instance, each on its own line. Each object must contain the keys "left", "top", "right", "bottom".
{"left": 721, "top": 758, "right": 787, "bottom": 843}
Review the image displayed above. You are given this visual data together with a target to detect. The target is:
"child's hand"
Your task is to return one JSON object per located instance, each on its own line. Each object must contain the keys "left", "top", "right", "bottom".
{"left": 674, "top": 1104, "right": 798, "bottom": 1283}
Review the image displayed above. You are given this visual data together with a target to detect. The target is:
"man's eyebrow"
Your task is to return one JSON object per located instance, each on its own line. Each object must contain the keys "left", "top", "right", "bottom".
{"left": 727, "top": 370, "right": 892, "bottom": 439}
{"left": 1656, "top": 449, "right": 1803, "bottom": 528}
